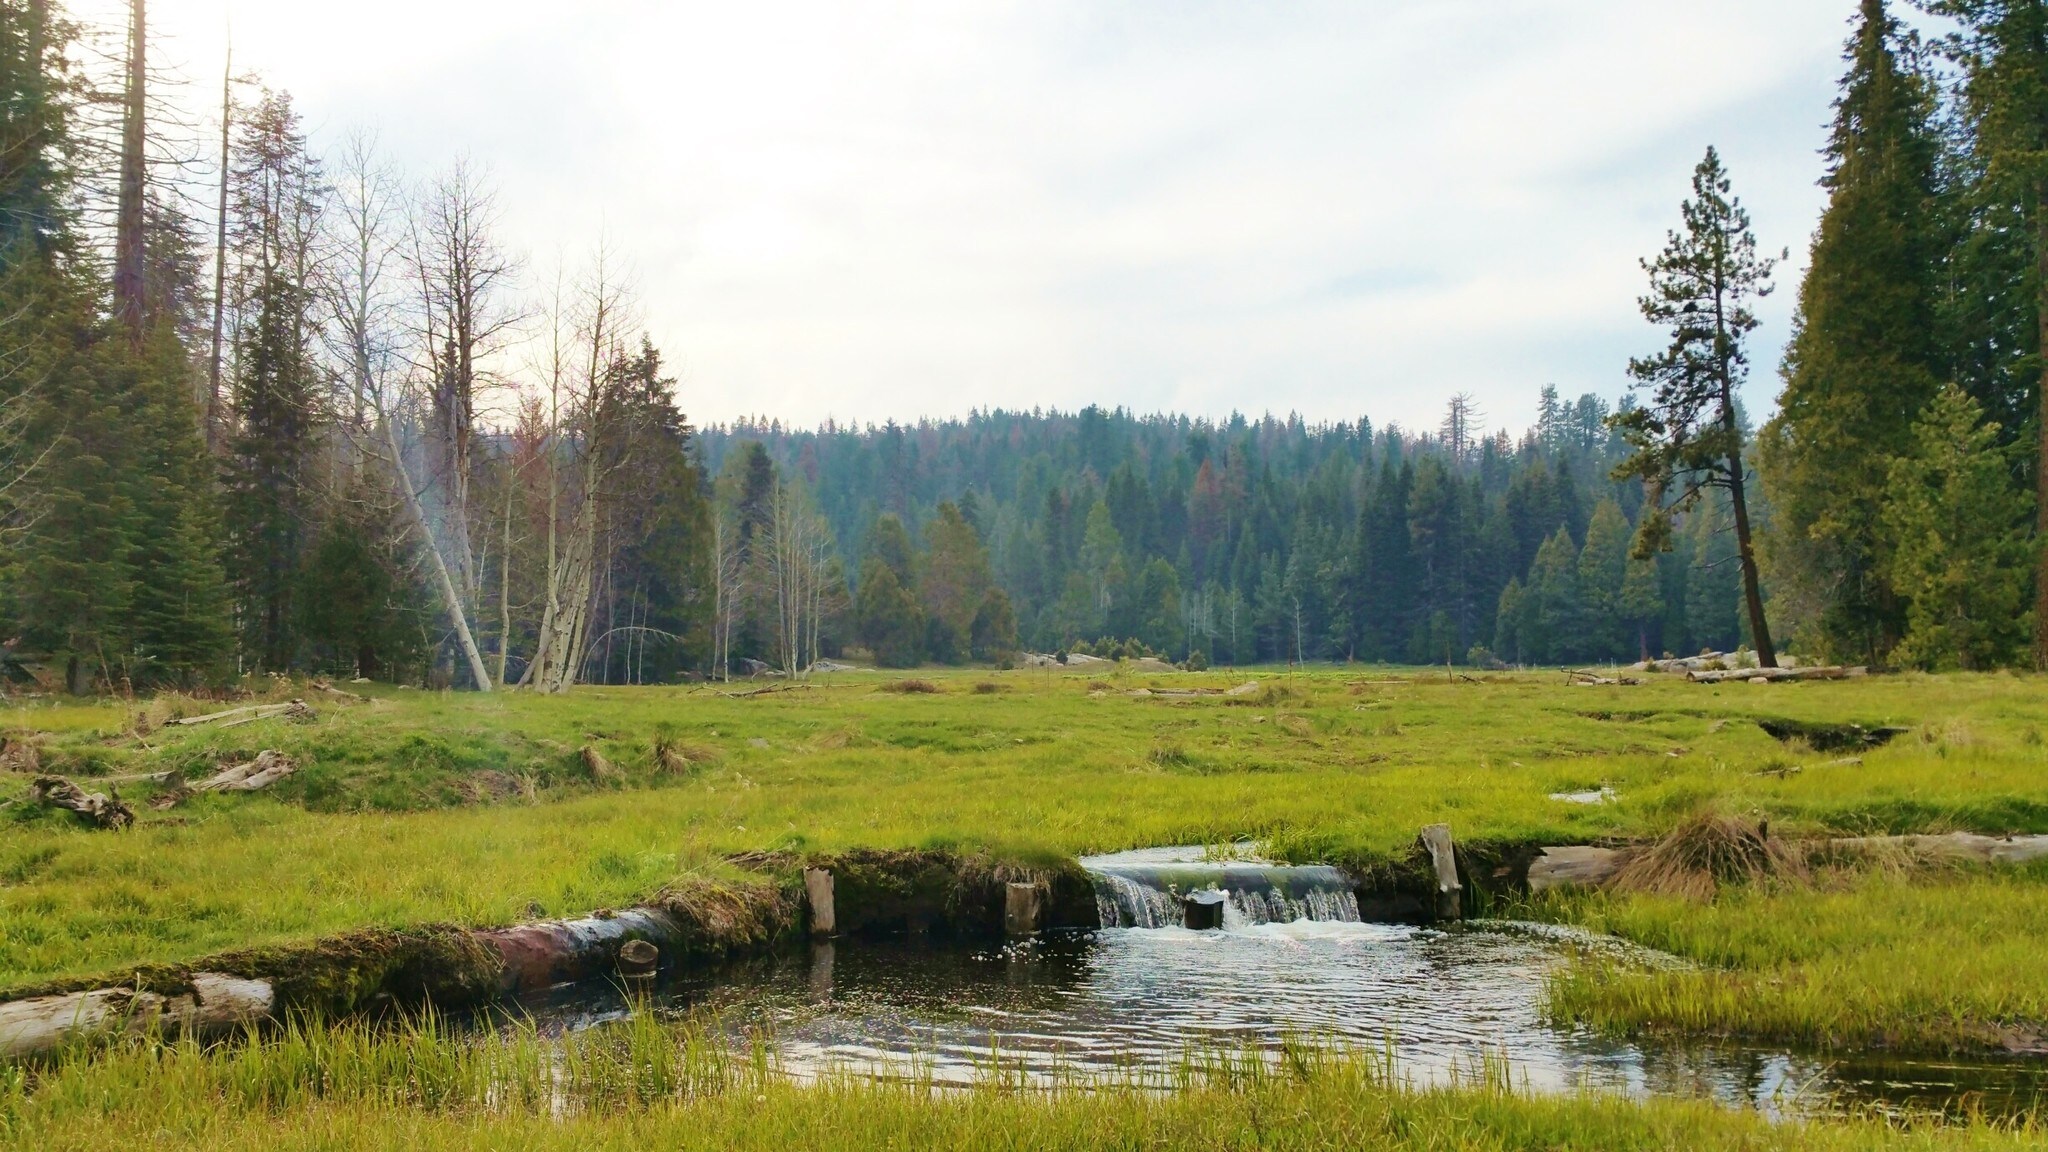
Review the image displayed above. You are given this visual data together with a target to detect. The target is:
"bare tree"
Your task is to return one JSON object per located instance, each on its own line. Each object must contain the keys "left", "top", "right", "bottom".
{"left": 317, "top": 133, "right": 493, "bottom": 690}
{"left": 111, "top": 0, "right": 146, "bottom": 340}
{"left": 710, "top": 507, "right": 744, "bottom": 681}
{"left": 764, "top": 479, "right": 836, "bottom": 678}
{"left": 409, "top": 160, "right": 516, "bottom": 612}
{"left": 523, "top": 249, "right": 632, "bottom": 693}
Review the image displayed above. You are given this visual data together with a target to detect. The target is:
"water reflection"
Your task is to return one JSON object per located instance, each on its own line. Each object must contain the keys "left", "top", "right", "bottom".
{"left": 504, "top": 921, "right": 2046, "bottom": 1122}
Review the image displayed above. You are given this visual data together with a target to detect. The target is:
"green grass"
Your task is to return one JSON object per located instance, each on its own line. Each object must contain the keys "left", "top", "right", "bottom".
{"left": 5, "top": 667, "right": 2048, "bottom": 1056}
{"left": 1541, "top": 861, "right": 2048, "bottom": 1053}
{"left": 2, "top": 1012, "right": 2039, "bottom": 1151}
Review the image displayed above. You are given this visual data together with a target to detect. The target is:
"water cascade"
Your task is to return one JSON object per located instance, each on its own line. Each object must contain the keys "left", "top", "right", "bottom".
{"left": 1081, "top": 848, "right": 1362, "bottom": 929}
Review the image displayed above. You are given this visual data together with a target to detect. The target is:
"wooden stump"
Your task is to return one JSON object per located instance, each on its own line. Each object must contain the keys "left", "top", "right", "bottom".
{"left": 1004, "top": 882, "right": 1043, "bottom": 937}
{"left": 804, "top": 867, "right": 836, "bottom": 938}
{"left": 1419, "top": 823, "right": 1462, "bottom": 920}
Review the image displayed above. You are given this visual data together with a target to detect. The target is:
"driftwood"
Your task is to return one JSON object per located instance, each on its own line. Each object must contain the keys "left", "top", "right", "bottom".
{"left": 1565, "top": 669, "right": 1642, "bottom": 686}
{"left": 0, "top": 974, "right": 273, "bottom": 1058}
{"left": 1527, "top": 832, "right": 2048, "bottom": 893}
{"left": 0, "top": 903, "right": 733, "bottom": 1058}
{"left": 196, "top": 750, "right": 297, "bottom": 792}
{"left": 26, "top": 776, "right": 133, "bottom": 829}
{"left": 166, "top": 700, "right": 316, "bottom": 728}
{"left": 1686, "top": 666, "right": 1866, "bottom": 685}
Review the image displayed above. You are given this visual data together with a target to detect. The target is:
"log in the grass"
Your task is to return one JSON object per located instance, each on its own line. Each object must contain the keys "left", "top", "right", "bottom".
{"left": 1827, "top": 832, "right": 2048, "bottom": 866}
{"left": 165, "top": 702, "right": 291, "bottom": 726}
{"left": 0, "top": 973, "right": 273, "bottom": 1058}
{"left": 1685, "top": 666, "right": 1866, "bottom": 685}
{"left": 195, "top": 750, "right": 297, "bottom": 792}
{"left": 26, "top": 775, "right": 134, "bottom": 829}
{"left": 0, "top": 903, "right": 727, "bottom": 1058}
{"left": 1527, "top": 845, "right": 1626, "bottom": 892}
{"left": 1525, "top": 833, "right": 2048, "bottom": 893}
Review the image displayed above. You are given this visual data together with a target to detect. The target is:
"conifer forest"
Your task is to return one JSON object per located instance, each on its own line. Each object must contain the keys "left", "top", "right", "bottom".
{"left": 3, "top": 0, "right": 2046, "bottom": 692}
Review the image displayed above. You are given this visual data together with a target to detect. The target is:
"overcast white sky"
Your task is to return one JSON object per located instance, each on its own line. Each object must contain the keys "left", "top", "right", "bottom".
{"left": 101, "top": 1, "right": 1876, "bottom": 433}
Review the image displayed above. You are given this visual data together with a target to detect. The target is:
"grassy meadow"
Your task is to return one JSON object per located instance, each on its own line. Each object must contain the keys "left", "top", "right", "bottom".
{"left": 2, "top": 1011, "right": 2041, "bottom": 1151}
{"left": 4, "top": 666, "right": 2048, "bottom": 1146}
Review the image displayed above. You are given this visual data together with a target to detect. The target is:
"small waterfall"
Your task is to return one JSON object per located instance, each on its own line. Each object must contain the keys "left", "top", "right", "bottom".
{"left": 1083, "top": 856, "right": 1361, "bottom": 929}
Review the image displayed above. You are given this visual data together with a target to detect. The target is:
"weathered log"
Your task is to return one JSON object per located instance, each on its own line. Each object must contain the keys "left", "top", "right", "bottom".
{"left": 1419, "top": 823, "right": 1462, "bottom": 920}
{"left": 1004, "top": 881, "right": 1043, "bottom": 936}
{"left": 196, "top": 750, "right": 296, "bottom": 792}
{"left": 1525, "top": 833, "right": 2048, "bottom": 893}
{"left": 1527, "top": 845, "right": 1626, "bottom": 892}
{"left": 1828, "top": 832, "right": 2048, "bottom": 866}
{"left": 27, "top": 776, "right": 133, "bottom": 830}
{"left": 1686, "top": 666, "right": 1866, "bottom": 685}
{"left": 805, "top": 868, "right": 836, "bottom": 937}
{"left": 0, "top": 973, "right": 272, "bottom": 1058}
{"left": 166, "top": 702, "right": 297, "bottom": 727}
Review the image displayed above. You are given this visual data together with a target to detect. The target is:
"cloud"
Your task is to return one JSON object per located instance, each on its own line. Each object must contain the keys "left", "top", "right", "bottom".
{"left": 120, "top": 0, "right": 1856, "bottom": 432}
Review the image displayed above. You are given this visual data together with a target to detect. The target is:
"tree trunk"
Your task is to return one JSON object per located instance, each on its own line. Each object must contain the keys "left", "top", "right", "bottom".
{"left": 2035, "top": 184, "right": 2048, "bottom": 670}
{"left": 112, "top": 0, "right": 147, "bottom": 341}
{"left": 207, "top": 47, "right": 230, "bottom": 449}
{"left": 1726, "top": 456, "right": 1777, "bottom": 668}
{"left": 382, "top": 417, "right": 494, "bottom": 690}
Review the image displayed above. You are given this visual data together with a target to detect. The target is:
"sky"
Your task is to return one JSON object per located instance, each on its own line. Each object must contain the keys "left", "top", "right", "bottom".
{"left": 94, "top": 1, "right": 1879, "bottom": 434}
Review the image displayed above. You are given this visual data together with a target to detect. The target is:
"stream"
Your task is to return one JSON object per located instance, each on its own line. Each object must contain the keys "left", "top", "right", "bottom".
{"left": 495, "top": 848, "right": 2047, "bottom": 1122}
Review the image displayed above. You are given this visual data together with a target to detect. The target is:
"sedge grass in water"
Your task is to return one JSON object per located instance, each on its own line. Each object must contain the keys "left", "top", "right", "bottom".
{"left": 1, "top": 1011, "right": 2042, "bottom": 1151}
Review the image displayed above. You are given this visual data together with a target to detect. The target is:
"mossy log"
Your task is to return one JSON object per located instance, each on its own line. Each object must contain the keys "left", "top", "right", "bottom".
{"left": 0, "top": 878, "right": 796, "bottom": 1059}
{"left": 1525, "top": 832, "right": 2048, "bottom": 893}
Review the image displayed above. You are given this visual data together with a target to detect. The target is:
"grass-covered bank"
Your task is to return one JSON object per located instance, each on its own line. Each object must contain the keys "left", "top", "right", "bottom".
{"left": 5, "top": 668, "right": 2048, "bottom": 1055}
{"left": 1542, "top": 862, "right": 2048, "bottom": 1054}
{"left": 2, "top": 1014, "right": 2039, "bottom": 1151}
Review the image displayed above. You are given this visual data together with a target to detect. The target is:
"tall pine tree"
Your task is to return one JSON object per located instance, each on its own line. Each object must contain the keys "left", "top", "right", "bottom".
{"left": 1762, "top": 0, "right": 1943, "bottom": 662}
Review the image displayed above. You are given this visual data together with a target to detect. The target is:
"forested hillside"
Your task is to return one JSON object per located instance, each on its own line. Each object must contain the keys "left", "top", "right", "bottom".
{"left": 1, "top": 0, "right": 2044, "bottom": 689}
{"left": 696, "top": 394, "right": 1749, "bottom": 668}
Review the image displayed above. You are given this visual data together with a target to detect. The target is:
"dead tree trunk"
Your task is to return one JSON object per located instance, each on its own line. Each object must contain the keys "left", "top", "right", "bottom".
{"left": 112, "top": 0, "right": 147, "bottom": 340}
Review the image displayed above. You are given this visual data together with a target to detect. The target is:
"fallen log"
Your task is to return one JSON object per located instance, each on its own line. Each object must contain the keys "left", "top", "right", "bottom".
{"left": 1565, "top": 669, "right": 1642, "bottom": 686}
{"left": 166, "top": 700, "right": 315, "bottom": 727}
{"left": 1686, "top": 666, "right": 1866, "bottom": 685}
{"left": 0, "top": 878, "right": 798, "bottom": 1059}
{"left": 1526, "top": 832, "right": 2048, "bottom": 893}
{"left": 26, "top": 775, "right": 133, "bottom": 830}
{"left": 0, "top": 973, "right": 272, "bottom": 1058}
{"left": 196, "top": 750, "right": 297, "bottom": 792}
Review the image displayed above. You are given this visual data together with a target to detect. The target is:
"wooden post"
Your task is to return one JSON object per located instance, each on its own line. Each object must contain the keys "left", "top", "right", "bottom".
{"left": 1182, "top": 890, "right": 1226, "bottom": 930}
{"left": 804, "top": 867, "right": 835, "bottom": 938}
{"left": 1420, "top": 823, "right": 1462, "bottom": 921}
{"left": 1004, "top": 882, "right": 1043, "bottom": 937}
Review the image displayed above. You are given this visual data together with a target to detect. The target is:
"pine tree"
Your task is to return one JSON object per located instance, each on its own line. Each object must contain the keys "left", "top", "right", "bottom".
{"left": 124, "top": 331, "right": 231, "bottom": 682}
{"left": 1927, "top": 0, "right": 2048, "bottom": 666}
{"left": 1527, "top": 526, "right": 1583, "bottom": 663}
{"left": 1577, "top": 499, "right": 1632, "bottom": 658}
{"left": 919, "top": 501, "right": 992, "bottom": 664}
{"left": 222, "top": 91, "right": 323, "bottom": 672}
{"left": 855, "top": 558, "right": 924, "bottom": 667}
{"left": 1881, "top": 385, "right": 2033, "bottom": 668}
{"left": 1620, "top": 554, "right": 1664, "bottom": 662}
{"left": 1763, "top": 0, "right": 1943, "bottom": 662}
{"left": 1613, "top": 146, "right": 1783, "bottom": 666}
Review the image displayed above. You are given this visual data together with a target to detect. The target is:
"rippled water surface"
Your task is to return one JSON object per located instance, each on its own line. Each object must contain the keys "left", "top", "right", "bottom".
{"left": 511, "top": 920, "right": 2048, "bottom": 1121}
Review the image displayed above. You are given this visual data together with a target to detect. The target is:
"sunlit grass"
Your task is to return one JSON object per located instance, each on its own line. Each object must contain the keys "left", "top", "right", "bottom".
{"left": 2, "top": 1011, "right": 2038, "bottom": 1151}
{"left": 4, "top": 667, "right": 2048, "bottom": 1056}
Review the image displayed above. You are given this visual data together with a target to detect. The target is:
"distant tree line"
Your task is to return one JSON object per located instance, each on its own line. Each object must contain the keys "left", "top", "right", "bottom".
{"left": 2, "top": 0, "right": 2044, "bottom": 689}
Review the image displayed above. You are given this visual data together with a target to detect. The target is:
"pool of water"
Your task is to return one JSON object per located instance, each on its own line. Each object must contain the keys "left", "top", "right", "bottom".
{"left": 503, "top": 920, "right": 2048, "bottom": 1121}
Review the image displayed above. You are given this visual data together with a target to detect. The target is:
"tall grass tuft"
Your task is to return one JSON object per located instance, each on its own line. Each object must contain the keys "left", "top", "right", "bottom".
{"left": 1611, "top": 811, "right": 1809, "bottom": 900}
